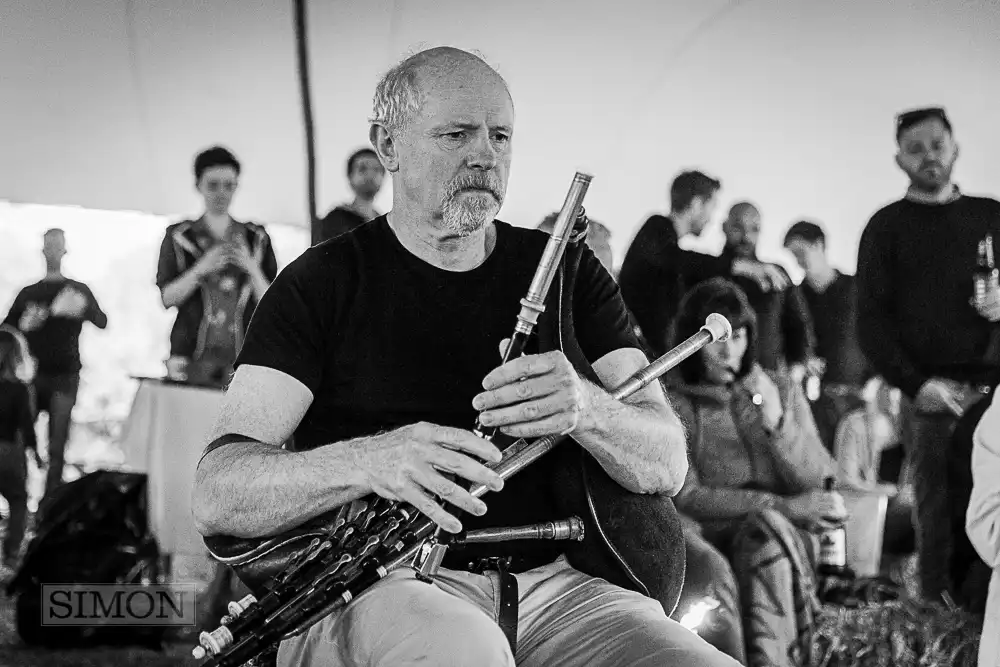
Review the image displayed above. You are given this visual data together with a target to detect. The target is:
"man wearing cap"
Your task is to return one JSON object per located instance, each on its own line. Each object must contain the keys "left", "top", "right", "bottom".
{"left": 857, "top": 107, "right": 1000, "bottom": 604}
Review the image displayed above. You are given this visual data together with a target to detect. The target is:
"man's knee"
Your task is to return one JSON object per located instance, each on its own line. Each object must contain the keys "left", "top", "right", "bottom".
{"left": 281, "top": 571, "right": 514, "bottom": 667}
{"left": 638, "top": 618, "right": 743, "bottom": 667}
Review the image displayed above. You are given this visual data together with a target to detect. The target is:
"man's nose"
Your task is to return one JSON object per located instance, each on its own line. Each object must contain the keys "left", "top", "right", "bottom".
{"left": 466, "top": 133, "right": 498, "bottom": 170}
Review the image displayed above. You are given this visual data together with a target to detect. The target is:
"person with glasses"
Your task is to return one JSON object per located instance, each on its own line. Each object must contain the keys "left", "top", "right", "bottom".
{"left": 857, "top": 107, "right": 1000, "bottom": 605}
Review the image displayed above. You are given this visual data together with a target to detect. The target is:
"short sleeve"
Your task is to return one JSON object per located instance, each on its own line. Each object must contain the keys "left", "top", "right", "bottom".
{"left": 572, "top": 244, "right": 642, "bottom": 363}
{"left": 260, "top": 232, "right": 279, "bottom": 282}
{"left": 3, "top": 289, "right": 27, "bottom": 329}
{"left": 234, "top": 252, "right": 330, "bottom": 394}
{"left": 156, "top": 231, "right": 180, "bottom": 290}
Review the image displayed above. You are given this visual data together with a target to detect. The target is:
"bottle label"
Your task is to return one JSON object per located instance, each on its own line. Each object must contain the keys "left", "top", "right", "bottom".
{"left": 819, "top": 530, "right": 846, "bottom": 568}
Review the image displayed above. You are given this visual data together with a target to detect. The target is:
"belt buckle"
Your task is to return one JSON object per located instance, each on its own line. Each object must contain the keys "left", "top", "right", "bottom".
{"left": 468, "top": 556, "right": 512, "bottom": 575}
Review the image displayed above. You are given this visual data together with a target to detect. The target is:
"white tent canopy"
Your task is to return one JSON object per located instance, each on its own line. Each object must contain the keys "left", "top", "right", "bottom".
{"left": 3, "top": 0, "right": 999, "bottom": 269}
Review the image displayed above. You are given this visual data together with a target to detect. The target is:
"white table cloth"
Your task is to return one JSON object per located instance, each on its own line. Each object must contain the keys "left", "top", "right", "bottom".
{"left": 119, "top": 379, "right": 223, "bottom": 566}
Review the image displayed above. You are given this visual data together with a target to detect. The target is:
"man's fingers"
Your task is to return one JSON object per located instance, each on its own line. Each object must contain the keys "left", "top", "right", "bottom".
{"left": 479, "top": 391, "right": 574, "bottom": 430}
{"left": 498, "top": 413, "right": 578, "bottom": 439}
{"left": 413, "top": 465, "right": 488, "bottom": 517}
{"left": 764, "top": 266, "right": 789, "bottom": 291}
{"left": 397, "top": 485, "right": 463, "bottom": 533}
{"left": 425, "top": 424, "right": 502, "bottom": 463}
{"left": 426, "top": 447, "right": 504, "bottom": 492}
{"left": 473, "top": 374, "right": 563, "bottom": 412}
{"left": 942, "top": 393, "right": 965, "bottom": 418}
{"left": 481, "top": 353, "right": 556, "bottom": 391}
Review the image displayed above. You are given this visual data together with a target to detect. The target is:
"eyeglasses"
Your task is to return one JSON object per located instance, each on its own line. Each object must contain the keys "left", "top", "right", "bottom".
{"left": 895, "top": 107, "right": 949, "bottom": 133}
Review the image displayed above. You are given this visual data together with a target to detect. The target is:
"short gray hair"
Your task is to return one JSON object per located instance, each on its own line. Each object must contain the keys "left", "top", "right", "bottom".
{"left": 369, "top": 47, "right": 507, "bottom": 136}
{"left": 369, "top": 58, "right": 425, "bottom": 136}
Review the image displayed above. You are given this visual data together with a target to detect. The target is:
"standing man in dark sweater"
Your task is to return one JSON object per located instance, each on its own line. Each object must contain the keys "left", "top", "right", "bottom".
{"left": 784, "top": 220, "right": 871, "bottom": 450}
{"left": 721, "top": 203, "right": 818, "bottom": 375}
{"left": 3, "top": 229, "right": 108, "bottom": 500}
{"left": 857, "top": 106, "right": 1000, "bottom": 604}
{"left": 315, "top": 148, "right": 386, "bottom": 244}
{"left": 619, "top": 171, "right": 787, "bottom": 357}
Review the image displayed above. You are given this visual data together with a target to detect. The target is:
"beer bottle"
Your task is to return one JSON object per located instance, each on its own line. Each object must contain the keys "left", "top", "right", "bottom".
{"left": 817, "top": 477, "right": 849, "bottom": 577}
{"left": 974, "top": 234, "right": 998, "bottom": 307}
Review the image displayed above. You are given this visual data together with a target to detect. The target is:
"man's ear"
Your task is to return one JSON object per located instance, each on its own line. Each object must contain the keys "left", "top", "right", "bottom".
{"left": 369, "top": 124, "right": 400, "bottom": 173}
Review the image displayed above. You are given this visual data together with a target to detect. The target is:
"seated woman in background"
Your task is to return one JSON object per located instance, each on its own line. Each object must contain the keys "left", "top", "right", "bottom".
{"left": 666, "top": 277, "right": 846, "bottom": 667}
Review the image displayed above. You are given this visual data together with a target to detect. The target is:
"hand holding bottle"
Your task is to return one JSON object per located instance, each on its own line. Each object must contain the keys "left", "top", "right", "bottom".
{"left": 779, "top": 488, "right": 847, "bottom": 531}
{"left": 972, "top": 283, "right": 1000, "bottom": 322}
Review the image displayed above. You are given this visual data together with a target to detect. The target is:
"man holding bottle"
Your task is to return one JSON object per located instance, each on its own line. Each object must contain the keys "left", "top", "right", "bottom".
{"left": 857, "top": 107, "right": 1000, "bottom": 604}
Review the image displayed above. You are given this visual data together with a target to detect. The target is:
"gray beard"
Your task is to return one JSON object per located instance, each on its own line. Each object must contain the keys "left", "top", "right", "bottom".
{"left": 442, "top": 192, "right": 500, "bottom": 236}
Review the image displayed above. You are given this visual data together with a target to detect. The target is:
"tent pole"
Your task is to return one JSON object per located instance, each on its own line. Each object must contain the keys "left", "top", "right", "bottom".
{"left": 293, "top": 0, "right": 319, "bottom": 244}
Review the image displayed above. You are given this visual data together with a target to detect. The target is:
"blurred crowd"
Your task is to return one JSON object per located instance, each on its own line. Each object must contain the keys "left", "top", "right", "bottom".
{"left": 1, "top": 102, "right": 999, "bottom": 666}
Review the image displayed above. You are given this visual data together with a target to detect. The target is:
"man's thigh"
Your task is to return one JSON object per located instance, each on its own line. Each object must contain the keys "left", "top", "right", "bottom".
{"left": 516, "top": 558, "right": 740, "bottom": 667}
{"left": 277, "top": 567, "right": 514, "bottom": 667}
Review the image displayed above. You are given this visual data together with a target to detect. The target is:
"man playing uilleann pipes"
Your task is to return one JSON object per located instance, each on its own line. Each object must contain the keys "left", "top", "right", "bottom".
{"left": 191, "top": 46, "right": 738, "bottom": 667}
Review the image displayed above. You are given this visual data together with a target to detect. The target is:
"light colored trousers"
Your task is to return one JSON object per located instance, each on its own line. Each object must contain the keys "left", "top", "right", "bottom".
{"left": 277, "top": 555, "right": 739, "bottom": 667}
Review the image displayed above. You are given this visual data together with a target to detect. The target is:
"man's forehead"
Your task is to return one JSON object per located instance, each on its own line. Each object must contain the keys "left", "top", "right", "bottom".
{"left": 415, "top": 65, "right": 512, "bottom": 115}
{"left": 899, "top": 118, "right": 952, "bottom": 144}
{"left": 420, "top": 94, "right": 514, "bottom": 129}
{"left": 202, "top": 166, "right": 238, "bottom": 180}
{"left": 729, "top": 207, "right": 760, "bottom": 226}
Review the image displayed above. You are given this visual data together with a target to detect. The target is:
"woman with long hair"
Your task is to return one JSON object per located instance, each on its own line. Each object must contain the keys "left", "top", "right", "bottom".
{"left": 0, "top": 327, "right": 40, "bottom": 571}
{"left": 666, "top": 278, "right": 846, "bottom": 667}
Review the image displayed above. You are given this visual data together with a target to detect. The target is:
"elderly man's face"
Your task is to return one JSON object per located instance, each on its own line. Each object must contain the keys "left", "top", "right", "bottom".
{"left": 395, "top": 63, "right": 514, "bottom": 236}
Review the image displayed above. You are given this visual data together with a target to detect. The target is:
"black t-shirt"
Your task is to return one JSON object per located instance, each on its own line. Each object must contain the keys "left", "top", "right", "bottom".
{"left": 235, "top": 216, "right": 639, "bottom": 569}
{"left": 857, "top": 195, "right": 1000, "bottom": 397}
{"left": 315, "top": 206, "right": 369, "bottom": 244}
{"left": 801, "top": 271, "right": 870, "bottom": 386}
{"left": 3, "top": 278, "right": 107, "bottom": 376}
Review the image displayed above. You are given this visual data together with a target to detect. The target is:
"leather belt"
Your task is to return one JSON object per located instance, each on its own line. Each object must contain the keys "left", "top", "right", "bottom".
{"left": 469, "top": 557, "right": 518, "bottom": 655}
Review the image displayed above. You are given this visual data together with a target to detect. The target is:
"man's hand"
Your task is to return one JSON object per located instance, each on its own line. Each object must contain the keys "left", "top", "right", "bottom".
{"left": 192, "top": 244, "right": 231, "bottom": 280}
{"left": 914, "top": 378, "right": 966, "bottom": 417}
{"left": 972, "top": 285, "right": 1000, "bottom": 322}
{"left": 473, "top": 341, "right": 592, "bottom": 439}
{"left": 357, "top": 422, "right": 504, "bottom": 533}
{"left": 226, "top": 236, "right": 258, "bottom": 275}
{"left": 18, "top": 303, "right": 49, "bottom": 332}
{"left": 49, "top": 287, "right": 88, "bottom": 319}
{"left": 779, "top": 489, "right": 847, "bottom": 531}
{"left": 732, "top": 258, "right": 790, "bottom": 292}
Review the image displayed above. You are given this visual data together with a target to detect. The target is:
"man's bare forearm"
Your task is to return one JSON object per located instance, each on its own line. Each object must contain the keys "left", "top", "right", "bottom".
{"left": 192, "top": 439, "right": 372, "bottom": 538}
{"left": 574, "top": 382, "right": 689, "bottom": 496}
